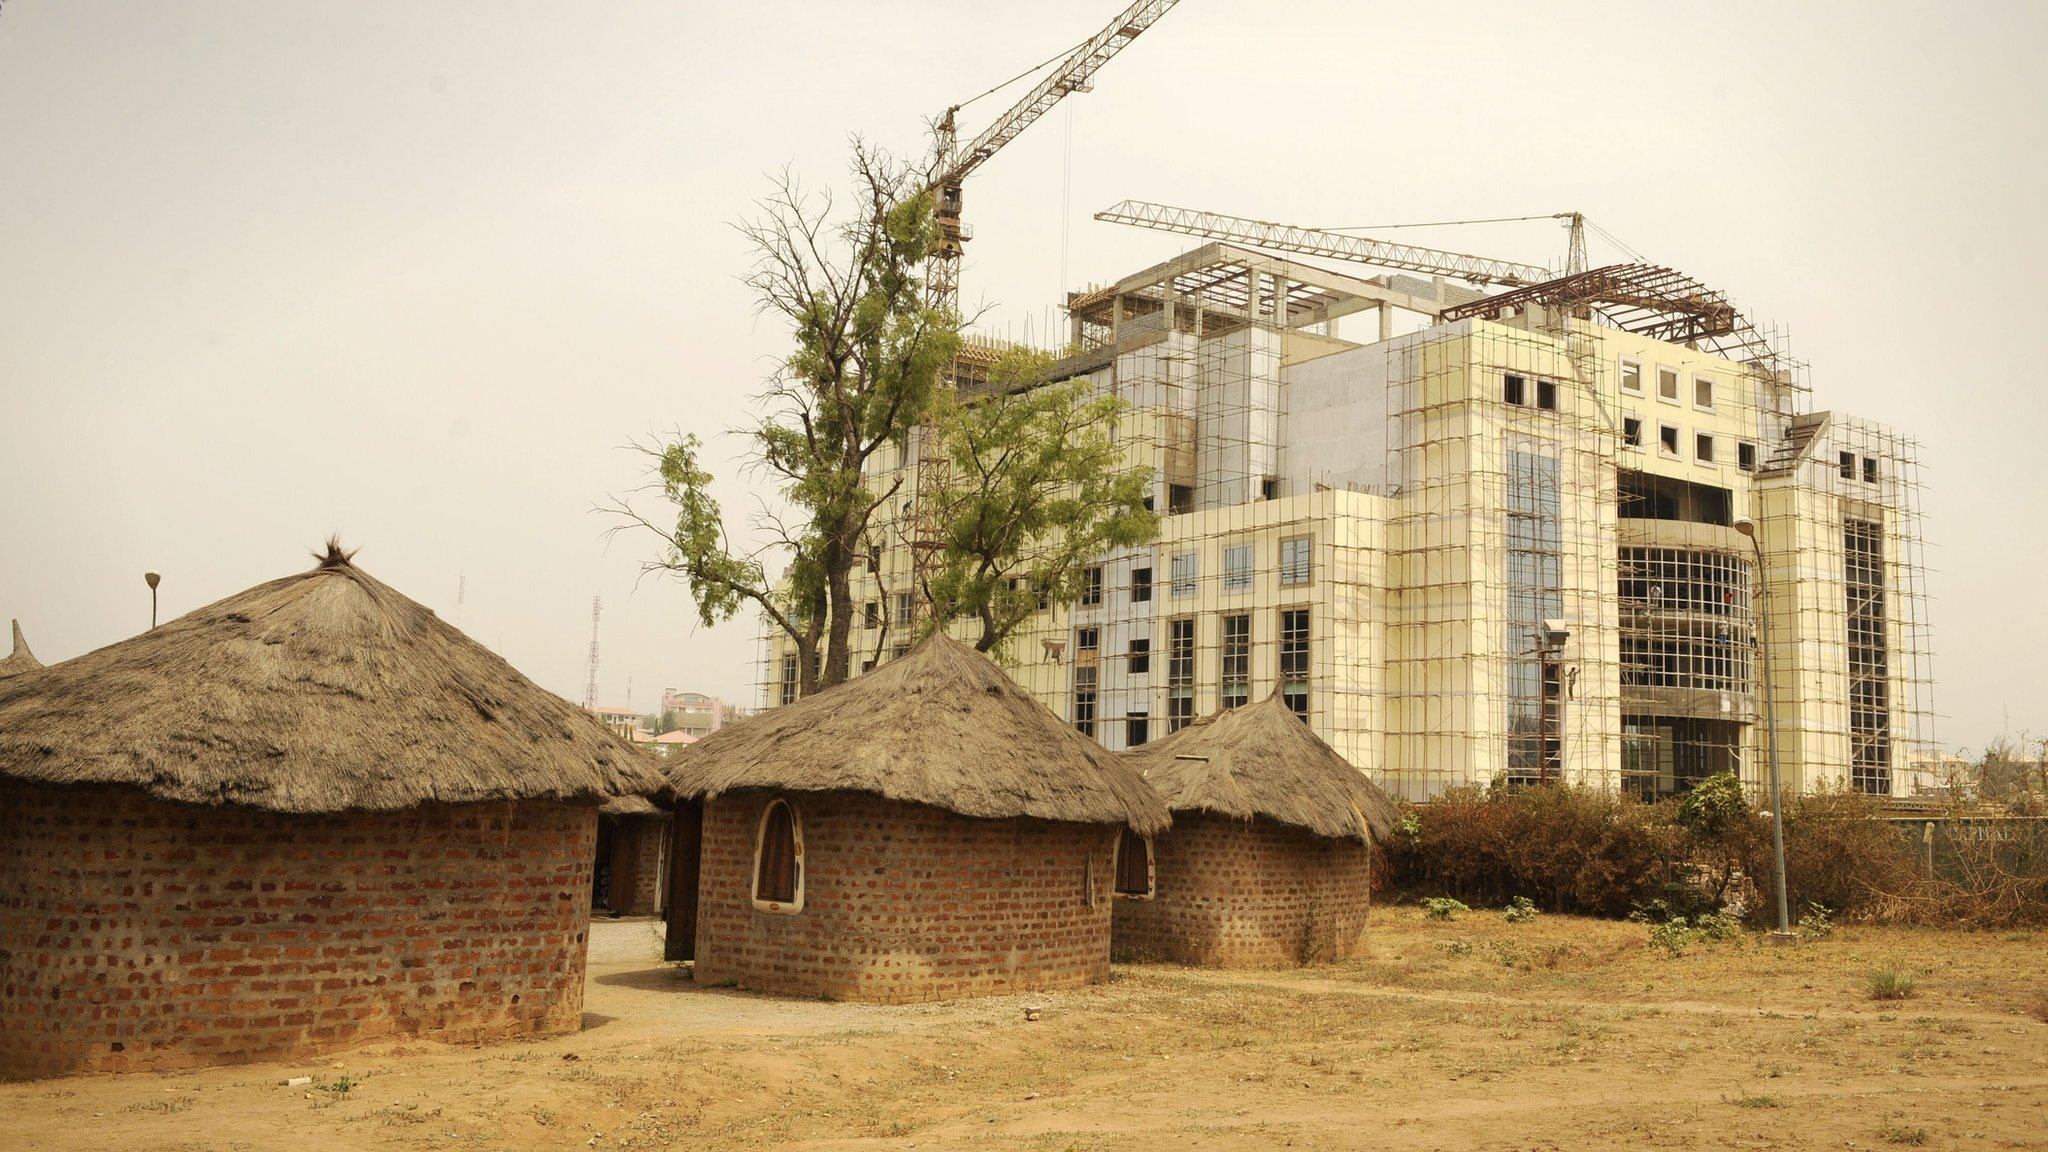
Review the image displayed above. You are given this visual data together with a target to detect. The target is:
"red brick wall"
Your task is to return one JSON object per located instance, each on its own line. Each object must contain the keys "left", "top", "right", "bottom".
{"left": 693, "top": 790, "right": 1117, "bottom": 1003}
{"left": 0, "top": 783, "right": 596, "bottom": 1079}
{"left": 1111, "top": 812, "right": 1372, "bottom": 967}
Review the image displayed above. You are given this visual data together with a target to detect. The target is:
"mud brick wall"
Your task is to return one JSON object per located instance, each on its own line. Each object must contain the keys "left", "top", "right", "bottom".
{"left": 693, "top": 790, "right": 1118, "bottom": 1002}
{"left": 604, "top": 814, "right": 669, "bottom": 917}
{"left": 0, "top": 782, "right": 595, "bottom": 1079}
{"left": 1112, "top": 811, "right": 1371, "bottom": 967}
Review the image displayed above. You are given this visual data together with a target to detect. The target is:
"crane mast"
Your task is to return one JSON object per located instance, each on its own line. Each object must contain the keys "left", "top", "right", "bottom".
{"left": 926, "top": 0, "right": 1180, "bottom": 313}
{"left": 1094, "top": 199, "right": 1554, "bottom": 287}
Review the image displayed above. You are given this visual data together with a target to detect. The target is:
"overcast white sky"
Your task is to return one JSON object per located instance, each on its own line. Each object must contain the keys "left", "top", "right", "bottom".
{"left": 2, "top": 2, "right": 2043, "bottom": 752}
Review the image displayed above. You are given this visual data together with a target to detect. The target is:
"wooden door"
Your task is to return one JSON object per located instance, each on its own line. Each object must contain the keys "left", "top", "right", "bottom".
{"left": 663, "top": 799, "right": 703, "bottom": 962}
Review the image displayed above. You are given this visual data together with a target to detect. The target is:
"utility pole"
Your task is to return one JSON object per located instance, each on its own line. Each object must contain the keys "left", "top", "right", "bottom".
{"left": 583, "top": 596, "right": 602, "bottom": 710}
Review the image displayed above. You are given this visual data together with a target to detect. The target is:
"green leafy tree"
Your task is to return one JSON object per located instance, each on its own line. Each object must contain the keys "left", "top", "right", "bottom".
{"left": 911, "top": 349, "right": 1157, "bottom": 654}
{"left": 1677, "top": 771, "right": 1759, "bottom": 905}
{"left": 608, "top": 145, "right": 959, "bottom": 695}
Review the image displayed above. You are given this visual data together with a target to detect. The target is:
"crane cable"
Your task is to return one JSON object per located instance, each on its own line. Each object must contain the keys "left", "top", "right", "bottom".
{"left": 950, "top": 33, "right": 1092, "bottom": 113}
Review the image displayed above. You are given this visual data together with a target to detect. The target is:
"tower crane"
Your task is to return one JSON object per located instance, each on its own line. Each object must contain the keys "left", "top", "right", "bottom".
{"left": 1093, "top": 200, "right": 1557, "bottom": 287}
{"left": 925, "top": 0, "right": 1181, "bottom": 313}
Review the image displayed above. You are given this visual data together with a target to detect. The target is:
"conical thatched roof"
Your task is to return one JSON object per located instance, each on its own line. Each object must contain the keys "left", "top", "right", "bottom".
{"left": 0, "top": 542, "right": 665, "bottom": 813}
{"left": 665, "top": 634, "right": 1169, "bottom": 834}
{"left": 0, "top": 619, "right": 40, "bottom": 681}
{"left": 1118, "top": 693, "right": 1400, "bottom": 843}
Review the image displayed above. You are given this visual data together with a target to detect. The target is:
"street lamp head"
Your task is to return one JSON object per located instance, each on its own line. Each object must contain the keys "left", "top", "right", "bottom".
{"left": 144, "top": 571, "right": 161, "bottom": 590}
{"left": 1733, "top": 518, "right": 1757, "bottom": 539}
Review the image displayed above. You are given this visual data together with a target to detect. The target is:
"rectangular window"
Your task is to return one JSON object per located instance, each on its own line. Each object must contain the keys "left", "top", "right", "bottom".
{"left": 1080, "top": 565, "right": 1104, "bottom": 607}
{"left": 863, "top": 601, "right": 881, "bottom": 629}
{"left": 1076, "top": 626, "right": 1099, "bottom": 654}
{"left": 1659, "top": 424, "right": 1680, "bottom": 456}
{"left": 1505, "top": 449, "right": 1562, "bottom": 783}
{"left": 1127, "top": 636, "right": 1151, "bottom": 675}
{"left": 894, "top": 592, "right": 915, "bottom": 627}
{"left": 1280, "top": 535, "right": 1312, "bottom": 586}
{"left": 1223, "top": 543, "right": 1253, "bottom": 591}
{"left": 1845, "top": 518, "right": 1891, "bottom": 795}
{"left": 1170, "top": 551, "right": 1197, "bottom": 597}
{"left": 1220, "top": 613, "right": 1250, "bottom": 709}
{"left": 1693, "top": 375, "right": 1714, "bottom": 409}
{"left": 1260, "top": 477, "right": 1279, "bottom": 500}
{"left": 1862, "top": 456, "right": 1878, "bottom": 484}
{"left": 1536, "top": 378, "right": 1557, "bottom": 411}
{"left": 1502, "top": 373, "right": 1526, "bottom": 406}
{"left": 1623, "top": 416, "right": 1643, "bottom": 449}
{"left": 778, "top": 654, "right": 799, "bottom": 706}
{"left": 1695, "top": 433, "right": 1714, "bottom": 464}
{"left": 1279, "top": 608, "right": 1310, "bottom": 721}
{"left": 1168, "top": 484, "right": 1194, "bottom": 514}
{"left": 1131, "top": 565, "right": 1153, "bottom": 603}
{"left": 1738, "top": 441, "right": 1757, "bottom": 472}
{"left": 1126, "top": 712, "right": 1150, "bottom": 748}
{"left": 1072, "top": 665, "right": 1097, "bottom": 738}
{"left": 1620, "top": 359, "right": 1643, "bottom": 394}
{"left": 1839, "top": 451, "right": 1855, "bottom": 480}
{"left": 1658, "top": 367, "right": 1680, "bottom": 402}
{"left": 1167, "top": 617, "right": 1196, "bottom": 732}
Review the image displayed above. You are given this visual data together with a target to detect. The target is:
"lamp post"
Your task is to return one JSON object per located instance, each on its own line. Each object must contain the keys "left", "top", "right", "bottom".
{"left": 1733, "top": 518, "right": 1794, "bottom": 944}
{"left": 144, "top": 572, "right": 161, "bottom": 629}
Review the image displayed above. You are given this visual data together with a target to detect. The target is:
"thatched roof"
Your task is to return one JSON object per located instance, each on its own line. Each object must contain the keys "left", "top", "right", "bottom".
{"left": 0, "top": 541, "right": 665, "bottom": 813}
{"left": 0, "top": 620, "right": 40, "bottom": 681}
{"left": 601, "top": 794, "right": 663, "bottom": 817}
{"left": 665, "top": 634, "right": 1169, "bottom": 834}
{"left": 1117, "top": 693, "right": 1401, "bottom": 843}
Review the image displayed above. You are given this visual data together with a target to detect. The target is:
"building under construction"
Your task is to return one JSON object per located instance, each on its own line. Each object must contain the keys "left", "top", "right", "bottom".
{"left": 767, "top": 225, "right": 1935, "bottom": 802}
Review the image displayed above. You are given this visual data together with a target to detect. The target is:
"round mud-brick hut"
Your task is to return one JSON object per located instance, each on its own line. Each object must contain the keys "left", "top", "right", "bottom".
{"left": 0, "top": 542, "right": 664, "bottom": 1079}
{"left": 662, "top": 634, "right": 1169, "bottom": 1004}
{"left": 1112, "top": 693, "right": 1400, "bottom": 968}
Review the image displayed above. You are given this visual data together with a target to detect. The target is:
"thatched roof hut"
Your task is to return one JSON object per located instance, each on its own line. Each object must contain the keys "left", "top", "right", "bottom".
{"left": 0, "top": 619, "right": 40, "bottom": 681}
{"left": 0, "top": 542, "right": 663, "bottom": 811}
{"left": 1119, "top": 693, "right": 1400, "bottom": 843}
{"left": 667, "top": 633, "right": 1168, "bottom": 834}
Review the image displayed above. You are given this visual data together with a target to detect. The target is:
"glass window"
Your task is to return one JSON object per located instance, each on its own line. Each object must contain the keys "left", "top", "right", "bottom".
{"left": 1072, "top": 665, "right": 1097, "bottom": 737}
{"left": 1167, "top": 617, "right": 1196, "bottom": 732}
{"left": 1279, "top": 608, "right": 1310, "bottom": 721}
{"left": 1127, "top": 636, "right": 1150, "bottom": 675}
{"left": 1080, "top": 565, "right": 1103, "bottom": 607}
{"left": 1076, "top": 626, "right": 1098, "bottom": 653}
{"left": 894, "top": 591, "right": 915, "bottom": 627}
{"left": 1839, "top": 451, "right": 1855, "bottom": 480}
{"left": 778, "top": 654, "right": 799, "bottom": 706}
{"left": 1223, "top": 544, "right": 1253, "bottom": 591}
{"left": 1125, "top": 713, "right": 1150, "bottom": 749}
{"left": 1280, "top": 535, "right": 1312, "bottom": 586}
{"left": 1131, "top": 565, "right": 1153, "bottom": 603}
{"left": 1170, "top": 551, "right": 1197, "bottom": 597}
{"left": 1221, "top": 613, "right": 1250, "bottom": 709}
{"left": 1502, "top": 373, "right": 1526, "bottom": 406}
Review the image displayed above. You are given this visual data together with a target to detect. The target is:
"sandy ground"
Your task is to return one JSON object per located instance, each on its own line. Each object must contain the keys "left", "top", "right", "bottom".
{"left": 4, "top": 909, "right": 2045, "bottom": 1150}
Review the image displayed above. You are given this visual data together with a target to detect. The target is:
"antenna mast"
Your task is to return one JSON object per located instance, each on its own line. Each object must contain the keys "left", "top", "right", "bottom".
{"left": 582, "top": 596, "right": 602, "bottom": 709}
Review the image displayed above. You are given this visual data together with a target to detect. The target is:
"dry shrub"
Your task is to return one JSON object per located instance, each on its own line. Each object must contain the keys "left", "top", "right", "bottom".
{"left": 1745, "top": 789, "right": 1920, "bottom": 924}
{"left": 1387, "top": 785, "right": 1687, "bottom": 918}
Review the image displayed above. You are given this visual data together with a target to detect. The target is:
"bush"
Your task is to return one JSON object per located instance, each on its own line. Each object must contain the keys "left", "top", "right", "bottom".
{"left": 1386, "top": 784, "right": 1688, "bottom": 918}
{"left": 1866, "top": 967, "right": 1917, "bottom": 1001}
{"left": 1503, "top": 896, "right": 1538, "bottom": 924}
{"left": 1421, "top": 896, "right": 1469, "bottom": 921}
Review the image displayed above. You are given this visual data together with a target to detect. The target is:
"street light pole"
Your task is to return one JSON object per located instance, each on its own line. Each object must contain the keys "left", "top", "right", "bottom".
{"left": 1734, "top": 519, "right": 1794, "bottom": 943}
{"left": 144, "top": 572, "right": 160, "bottom": 629}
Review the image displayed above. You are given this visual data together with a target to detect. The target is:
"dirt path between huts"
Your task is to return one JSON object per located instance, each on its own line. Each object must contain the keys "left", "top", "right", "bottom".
{"left": 5, "top": 910, "right": 2045, "bottom": 1150}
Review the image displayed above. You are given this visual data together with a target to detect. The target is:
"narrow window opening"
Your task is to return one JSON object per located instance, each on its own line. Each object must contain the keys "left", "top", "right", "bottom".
{"left": 1080, "top": 565, "right": 1104, "bottom": 607}
{"left": 1502, "top": 373, "right": 1526, "bottom": 406}
{"left": 1694, "top": 375, "right": 1714, "bottom": 409}
{"left": 1623, "top": 416, "right": 1643, "bottom": 448}
{"left": 1125, "top": 712, "right": 1150, "bottom": 748}
{"left": 1167, "top": 484, "right": 1194, "bottom": 514}
{"left": 1659, "top": 425, "right": 1680, "bottom": 456}
{"left": 1535, "top": 378, "right": 1557, "bottom": 411}
{"left": 1695, "top": 433, "right": 1714, "bottom": 464}
{"left": 1620, "top": 360, "right": 1643, "bottom": 394}
{"left": 753, "top": 800, "right": 802, "bottom": 910}
{"left": 1738, "top": 441, "right": 1757, "bottom": 472}
{"left": 1114, "top": 827, "right": 1153, "bottom": 898}
{"left": 1838, "top": 451, "right": 1855, "bottom": 480}
{"left": 1130, "top": 566, "right": 1153, "bottom": 602}
{"left": 1658, "top": 367, "right": 1680, "bottom": 402}
{"left": 1127, "top": 637, "right": 1150, "bottom": 675}
{"left": 1862, "top": 456, "right": 1878, "bottom": 484}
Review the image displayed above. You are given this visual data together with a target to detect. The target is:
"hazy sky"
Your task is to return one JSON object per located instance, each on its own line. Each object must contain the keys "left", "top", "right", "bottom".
{"left": 2, "top": 2, "right": 2043, "bottom": 753}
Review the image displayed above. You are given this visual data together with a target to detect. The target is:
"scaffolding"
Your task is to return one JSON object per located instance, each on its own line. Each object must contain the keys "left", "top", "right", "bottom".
{"left": 751, "top": 242, "right": 1938, "bottom": 803}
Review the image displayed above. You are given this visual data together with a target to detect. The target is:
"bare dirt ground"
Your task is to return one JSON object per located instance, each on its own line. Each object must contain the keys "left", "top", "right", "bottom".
{"left": 5, "top": 909, "right": 2045, "bottom": 1150}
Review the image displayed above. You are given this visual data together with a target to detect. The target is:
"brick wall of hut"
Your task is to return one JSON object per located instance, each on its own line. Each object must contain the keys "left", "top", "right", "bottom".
{"left": 0, "top": 782, "right": 595, "bottom": 1079}
{"left": 1112, "top": 812, "right": 1371, "bottom": 968}
{"left": 693, "top": 790, "right": 1117, "bottom": 1002}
